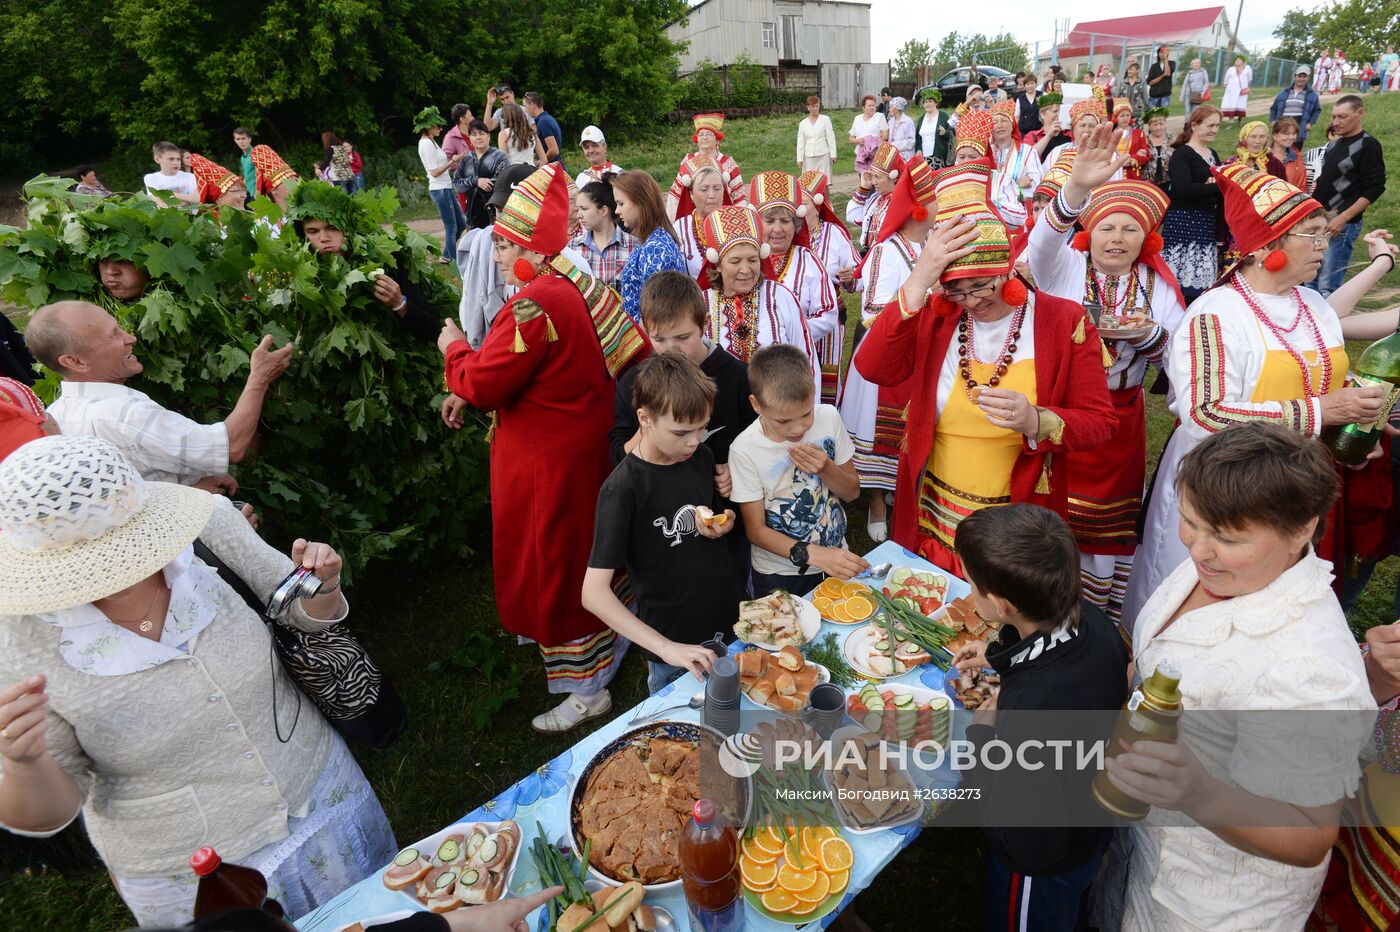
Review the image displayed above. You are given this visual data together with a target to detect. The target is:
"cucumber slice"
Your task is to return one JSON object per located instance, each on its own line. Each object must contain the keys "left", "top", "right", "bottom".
{"left": 392, "top": 847, "right": 420, "bottom": 867}
{"left": 460, "top": 868, "right": 480, "bottom": 886}
{"left": 894, "top": 694, "right": 916, "bottom": 709}
{"left": 466, "top": 833, "right": 484, "bottom": 858}
{"left": 479, "top": 837, "right": 498, "bottom": 863}
{"left": 863, "top": 711, "right": 883, "bottom": 732}
{"left": 433, "top": 870, "right": 458, "bottom": 891}
{"left": 436, "top": 839, "right": 461, "bottom": 862}
{"left": 873, "top": 638, "right": 889, "bottom": 651}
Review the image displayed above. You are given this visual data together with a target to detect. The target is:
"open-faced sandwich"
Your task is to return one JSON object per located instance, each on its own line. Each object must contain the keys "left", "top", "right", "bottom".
{"left": 382, "top": 820, "right": 520, "bottom": 912}
{"left": 941, "top": 596, "right": 1003, "bottom": 655}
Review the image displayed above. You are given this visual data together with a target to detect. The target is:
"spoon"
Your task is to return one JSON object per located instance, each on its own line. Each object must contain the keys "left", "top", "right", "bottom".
{"left": 627, "top": 690, "right": 704, "bottom": 726}
{"left": 855, "top": 562, "right": 893, "bottom": 580}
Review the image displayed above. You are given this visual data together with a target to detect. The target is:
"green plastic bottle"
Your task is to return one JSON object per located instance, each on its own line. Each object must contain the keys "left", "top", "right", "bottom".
{"left": 1323, "top": 322, "right": 1400, "bottom": 466}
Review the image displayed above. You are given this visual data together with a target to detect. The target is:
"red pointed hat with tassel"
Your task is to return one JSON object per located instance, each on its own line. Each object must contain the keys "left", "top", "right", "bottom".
{"left": 874, "top": 154, "right": 938, "bottom": 245}
{"left": 1211, "top": 160, "right": 1322, "bottom": 257}
{"left": 493, "top": 163, "right": 571, "bottom": 257}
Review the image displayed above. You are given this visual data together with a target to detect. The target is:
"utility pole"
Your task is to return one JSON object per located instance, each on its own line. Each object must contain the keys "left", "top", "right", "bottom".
{"left": 1227, "top": 0, "right": 1245, "bottom": 56}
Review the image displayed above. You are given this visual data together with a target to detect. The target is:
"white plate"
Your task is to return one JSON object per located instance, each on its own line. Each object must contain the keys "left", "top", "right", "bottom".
{"left": 737, "top": 656, "right": 831, "bottom": 713}
{"left": 821, "top": 725, "right": 926, "bottom": 834}
{"left": 382, "top": 819, "right": 523, "bottom": 912}
{"left": 335, "top": 911, "right": 416, "bottom": 932}
{"left": 842, "top": 624, "right": 927, "bottom": 681}
{"left": 1099, "top": 323, "right": 1156, "bottom": 341}
{"left": 743, "top": 595, "right": 822, "bottom": 651}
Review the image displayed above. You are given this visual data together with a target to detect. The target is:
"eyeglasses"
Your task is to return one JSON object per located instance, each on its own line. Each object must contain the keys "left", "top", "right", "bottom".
{"left": 1287, "top": 230, "right": 1333, "bottom": 249}
{"left": 943, "top": 283, "right": 999, "bottom": 301}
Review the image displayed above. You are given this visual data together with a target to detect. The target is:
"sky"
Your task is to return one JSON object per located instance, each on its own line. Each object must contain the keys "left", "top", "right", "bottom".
{"left": 868, "top": 0, "right": 1332, "bottom": 63}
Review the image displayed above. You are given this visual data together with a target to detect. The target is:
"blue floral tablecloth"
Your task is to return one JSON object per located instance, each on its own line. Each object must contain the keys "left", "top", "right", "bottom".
{"left": 296, "top": 543, "right": 963, "bottom": 931}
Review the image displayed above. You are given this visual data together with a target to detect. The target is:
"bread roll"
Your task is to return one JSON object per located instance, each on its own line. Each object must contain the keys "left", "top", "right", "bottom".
{"left": 774, "top": 672, "right": 796, "bottom": 696}
{"left": 737, "top": 650, "right": 766, "bottom": 677}
{"left": 749, "top": 680, "right": 775, "bottom": 704}
{"left": 777, "top": 645, "right": 804, "bottom": 671}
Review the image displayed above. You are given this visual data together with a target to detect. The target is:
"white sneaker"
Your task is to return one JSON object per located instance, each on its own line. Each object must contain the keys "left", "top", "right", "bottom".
{"left": 867, "top": 517, "right": 889, "bottom": 542}
{"left": 531, "top": 690, "right": 612, "bottom": 733}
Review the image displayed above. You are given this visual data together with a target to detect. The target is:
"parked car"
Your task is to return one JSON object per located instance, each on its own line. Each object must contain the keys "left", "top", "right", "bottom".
{"left": 916, "top": 65, "right": 1015, "bottom": 108}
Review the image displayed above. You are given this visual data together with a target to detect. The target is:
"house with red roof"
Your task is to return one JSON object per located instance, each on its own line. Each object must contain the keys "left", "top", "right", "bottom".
{"left": 1037, "top": 6, "right": 1234, "bottom": 77}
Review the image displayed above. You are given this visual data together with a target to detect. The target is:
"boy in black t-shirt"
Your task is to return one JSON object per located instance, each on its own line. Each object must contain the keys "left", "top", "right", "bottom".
{"left": 584, "top": 353, "right": 741, "bottom": 694}
{"left": 611, "top": 271, "right": 757, "bottom": 595}
{"left": 952, "top": 504, "right": 1129, "bottom": 931}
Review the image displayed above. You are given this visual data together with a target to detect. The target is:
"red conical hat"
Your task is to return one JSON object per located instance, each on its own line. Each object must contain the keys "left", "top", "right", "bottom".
{"left": 870, "top": 142, "right": 905, "bottom": 179}
{"left": 750, "top": 170, "right": 810, "bottom": 251}
{"left": 1211, "top": 161, "right": 1322, "bottom": 256}
{"left": 875, "top": 154, "right": 938, "bottom": 245}
{"left": 493, "top": 163, "right": 571, "bottom": 256}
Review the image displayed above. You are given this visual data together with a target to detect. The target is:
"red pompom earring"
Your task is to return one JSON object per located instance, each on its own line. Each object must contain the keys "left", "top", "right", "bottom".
{"left": 513, "top": 258, "right": 539, "bottom": 283}
{"left": 1001, "top": 277, "right": 1029, "bottom": 306}
{"left": 1070, "top": 231, "right": 1091, "bottom": 251}
{"left": 1141, "top": 231, "right": 1164, "bottom": 256}
{"left": 1262, "top": 249, "right": 1289, "bottom": 273}
{"left": 912, "top": 205, "right": 929, "bottom": 222}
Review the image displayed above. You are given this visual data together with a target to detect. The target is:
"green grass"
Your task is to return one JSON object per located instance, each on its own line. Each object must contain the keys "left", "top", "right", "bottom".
{"left": 10, "top": 99, "right": 1400, "bottom": 930}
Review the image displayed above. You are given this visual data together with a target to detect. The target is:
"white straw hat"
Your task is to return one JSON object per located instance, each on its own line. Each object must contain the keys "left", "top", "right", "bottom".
{"left": 0, "top": 436, "right": 215, "bottom": 614}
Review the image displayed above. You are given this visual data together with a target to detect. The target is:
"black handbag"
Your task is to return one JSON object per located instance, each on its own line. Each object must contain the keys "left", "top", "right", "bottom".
{"left": 193, "top": 539, "right": 407, "bottom": 749}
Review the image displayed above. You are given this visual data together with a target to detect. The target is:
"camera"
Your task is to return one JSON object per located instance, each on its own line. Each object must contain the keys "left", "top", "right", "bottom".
{"left": 266, "top": 565, "right": 323, "bottom": 618}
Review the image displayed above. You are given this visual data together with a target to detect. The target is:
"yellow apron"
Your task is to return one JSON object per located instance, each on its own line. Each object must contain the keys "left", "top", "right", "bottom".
{"left": 1248, "top": 316, "right": 1346, "bottom": 404}
{"left": 919, "top": 356, "right": 1037, "bottom": 560}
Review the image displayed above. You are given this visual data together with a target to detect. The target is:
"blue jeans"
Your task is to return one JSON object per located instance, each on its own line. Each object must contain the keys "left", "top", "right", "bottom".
{"left": 351, "top": 173, "right": 365, "bottom": 194}
{"left": 647, "top": 660, "right": 688, "bottom": 695}
{"left": 1311, "top": 218, "right": 1363, "bottom": 297}
{"left": 429, "top": 187, "right": 466, "bottom": 259}
{"left": 1381, "top": 71, "right": 1390, "bottom": 92}
{"left": 1149, "top": 95, "right": 1171, "bottom": 109}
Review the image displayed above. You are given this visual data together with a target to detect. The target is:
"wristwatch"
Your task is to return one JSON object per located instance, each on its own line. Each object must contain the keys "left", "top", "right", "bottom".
{"left": 788, "top": 541, "right": 810, "bottom": 573}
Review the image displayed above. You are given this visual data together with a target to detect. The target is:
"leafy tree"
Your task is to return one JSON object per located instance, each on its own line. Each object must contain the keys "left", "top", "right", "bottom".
{"left": 0, "top": 0, "right": 688, "bottom": 161}
{"left": 728, "top": 54, "right": 771, "bottom": 108}
{"left": 893, "top": 39, "right": 934, "bottom": 81}
{"left": 0, "top": 180, "right": 489, "bottom": 574}
{"left": 926, "top": 32, "right": 1028, "bottom": 78}
{"left": 1271, "top": 8, "right": 1326, "bottom": 62}
{"left": 1314, "top": 0, "right": 1400, "bottom": 65}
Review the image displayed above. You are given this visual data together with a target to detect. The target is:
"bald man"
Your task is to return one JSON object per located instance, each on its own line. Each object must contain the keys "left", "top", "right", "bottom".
{"left": 24, "top": 301, "right": 293, "bottom": 488}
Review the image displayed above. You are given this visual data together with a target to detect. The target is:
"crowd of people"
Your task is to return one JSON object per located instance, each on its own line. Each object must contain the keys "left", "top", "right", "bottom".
{"left": 0, "top": 63, "right": 1398, "bottom": 932}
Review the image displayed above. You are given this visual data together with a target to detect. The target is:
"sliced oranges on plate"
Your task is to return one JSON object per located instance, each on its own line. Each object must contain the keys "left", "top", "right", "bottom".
{"left": 743, "top": 825, "right": 855, "bottom": 924}
{"left": 810, "top": 579, "right": 876, "bottom": 625}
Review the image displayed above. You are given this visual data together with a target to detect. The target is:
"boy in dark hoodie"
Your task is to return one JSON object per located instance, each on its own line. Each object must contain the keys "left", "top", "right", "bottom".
{"left": 953, "top": 503, "right": 1129, "bottom": 931}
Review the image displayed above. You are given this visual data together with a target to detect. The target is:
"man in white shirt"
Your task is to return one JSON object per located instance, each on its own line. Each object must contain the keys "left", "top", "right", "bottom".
{"left": 574, "top": 126, "right": 623, "bottom": 189}
{"left": 24, "top": 301, "right": 293, "bottom": 488}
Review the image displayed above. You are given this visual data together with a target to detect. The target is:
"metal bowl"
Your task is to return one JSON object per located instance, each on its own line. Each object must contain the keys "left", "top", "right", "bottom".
{"left": 568, "top": 720, "right": 751, "bottom": 893}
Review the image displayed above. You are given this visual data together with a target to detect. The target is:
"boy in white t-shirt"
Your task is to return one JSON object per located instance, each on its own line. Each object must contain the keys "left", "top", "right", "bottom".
{"left": 143, "top": 141, "right": 198, "bottom": 204}
{"left": 729, "top": 344, "right": 868, "bottom": 597}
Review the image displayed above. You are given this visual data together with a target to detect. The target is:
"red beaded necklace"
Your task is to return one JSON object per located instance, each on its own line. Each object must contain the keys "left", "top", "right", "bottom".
{"left": 957, "top": 303, "right": 1027, "bottom": 401}
{"left": 1230, "top": 273, "right": 1332, "bottom": 397}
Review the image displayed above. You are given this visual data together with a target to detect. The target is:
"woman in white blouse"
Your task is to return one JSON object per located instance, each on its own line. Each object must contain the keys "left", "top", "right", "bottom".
{"left": 848, "top": 95, "right": 888, "bottom": 173}
{"left": 0, "top": 436, "right": 394, "bottom": 926}
{"left": 795, "top": 95, "right": 837, "bottom": 180}
{"left": 1104, "top": 423, "right": 1375, "bottom": 931}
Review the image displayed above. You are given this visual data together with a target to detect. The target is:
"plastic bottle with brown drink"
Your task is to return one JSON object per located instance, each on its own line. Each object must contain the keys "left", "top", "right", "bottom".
{"left": 679, "top": 798, "right": 744, "bottom": 931}
{"left": 190, "top": 846, "right": 285, "bottom": 919}
{"left": 1091, "top": 660, "right": 1183, "bottom": 820}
